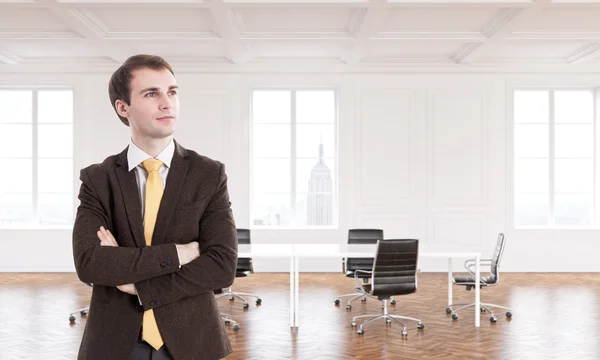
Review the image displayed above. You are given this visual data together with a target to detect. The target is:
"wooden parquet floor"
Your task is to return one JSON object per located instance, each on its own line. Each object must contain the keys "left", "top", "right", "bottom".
{"left": 0, "top": 272, "right": 598, "bottom": 360}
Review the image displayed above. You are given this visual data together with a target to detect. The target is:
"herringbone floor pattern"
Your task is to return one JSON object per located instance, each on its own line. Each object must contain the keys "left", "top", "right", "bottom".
{"left": 1, "top": 272, "right": 598, "bottom": 359}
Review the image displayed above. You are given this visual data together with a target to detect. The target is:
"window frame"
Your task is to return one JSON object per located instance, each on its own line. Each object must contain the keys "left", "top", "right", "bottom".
{"left": 512, "top": 86, "right": 599, "bottom": 229}
{"left": 0, "top": 86, "right": 74, "bottom": 229}
{"left": 249, "top": 86, "right": 339, "bottom": 230}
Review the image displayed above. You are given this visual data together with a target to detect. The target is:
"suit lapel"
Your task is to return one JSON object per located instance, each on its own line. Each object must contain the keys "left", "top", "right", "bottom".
{"left": 115, "top": 147, "right": 146, "bottom": 248}
{"left": 151, "top": 141, "right": 189, "bottom": 246}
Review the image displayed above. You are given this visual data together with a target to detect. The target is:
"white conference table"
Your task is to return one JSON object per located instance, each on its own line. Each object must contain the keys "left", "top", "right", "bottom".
{"left": 238, "top": 243, "right": 482, "bottom": 329}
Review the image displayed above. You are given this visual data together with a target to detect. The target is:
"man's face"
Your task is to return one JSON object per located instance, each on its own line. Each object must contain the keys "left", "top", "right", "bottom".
{"left": 117, "top": 67, "right": 179, "bottom": 140}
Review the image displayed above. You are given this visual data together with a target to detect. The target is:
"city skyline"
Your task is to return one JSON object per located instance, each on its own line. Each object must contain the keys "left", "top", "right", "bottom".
{"left": 253, "top": 138, "right": 334, "bottom": 226}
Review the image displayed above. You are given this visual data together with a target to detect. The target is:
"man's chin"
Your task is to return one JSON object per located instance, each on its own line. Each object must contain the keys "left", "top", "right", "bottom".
{"left": 148, "top": 130, "right": 174, "bottom": 140}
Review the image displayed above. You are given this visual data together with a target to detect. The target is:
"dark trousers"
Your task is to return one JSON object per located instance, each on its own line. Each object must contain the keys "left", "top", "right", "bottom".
{"left": 129, "top": 330, "right": 174, "bottom": 360}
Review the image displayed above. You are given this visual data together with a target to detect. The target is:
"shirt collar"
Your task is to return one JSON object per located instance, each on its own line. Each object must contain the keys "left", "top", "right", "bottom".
{"left": 127, "top": 138, "right": 174, "bottom": 172}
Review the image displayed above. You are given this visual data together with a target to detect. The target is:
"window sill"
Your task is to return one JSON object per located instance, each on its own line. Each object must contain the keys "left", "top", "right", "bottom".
{"left": 0, "top": 223, "right": 73, "bottom": 230}
{"left": 515, "top": 226, "right": 600, "bottom": 230}
{"left": 249, "top": 225, "right": 339, "bottom": 231}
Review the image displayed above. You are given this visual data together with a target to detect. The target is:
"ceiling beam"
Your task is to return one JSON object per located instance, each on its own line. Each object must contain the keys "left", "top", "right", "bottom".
{"left": 455, "top": 0, "right": 551, "bottom": 64}
{"left": 0, "top": 49, "right": 22, "bottom": 65}
{"left": 38, "top": 0, "right": 130, "bottom": 63}
{"left": 566, "top": 42, "right": 600, "bottom": 64}
{"left": 342, "top": 0, "right": 391, "bottom": 65}
{"left": 208, "top": 0, "right": 249, "bottom": 64}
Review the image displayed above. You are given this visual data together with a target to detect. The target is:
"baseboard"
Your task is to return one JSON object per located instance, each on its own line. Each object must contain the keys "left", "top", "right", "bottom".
{"left": 0, "top": 267, "right": 76, "bottom": 273}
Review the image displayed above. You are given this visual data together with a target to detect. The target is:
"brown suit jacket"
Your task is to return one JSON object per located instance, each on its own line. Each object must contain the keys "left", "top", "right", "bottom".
{"left": 72, "top": 140, "right": 238, "bottom": 360}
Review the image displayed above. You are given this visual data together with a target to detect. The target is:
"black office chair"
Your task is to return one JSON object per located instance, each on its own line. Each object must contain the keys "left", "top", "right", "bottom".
{"left": 215, "top": 229, "right": 262, "bottom": 309}
{"left": 69, "top": 282, "right": 92, "bottom": 323}
{"left": 335, "top": 229, "right": 394, "bottom": 310}
{"left": 446, "top": 233, "right": 511, "bottom": 323}
{"left": 351, "top": 239, "right": 424, "bottom": 336}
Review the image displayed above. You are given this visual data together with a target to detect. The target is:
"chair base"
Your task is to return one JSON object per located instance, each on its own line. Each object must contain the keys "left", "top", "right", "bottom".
{"left": 335, "top": 286, "right": 396, "bottom": 310}
{"left": 351, "top": 299, "right": 423, "bottom": 336}
{"left": 221, "top": 313, "right": 240, "bottom": 332}
{"left": 446, "top": 302, "right": 512, "bottom": 323}
{"left": 69, "top": 306, "right": 89, "bottom": 324}
{"left": 215, "top": 286, "right": 262, "bottom": 309}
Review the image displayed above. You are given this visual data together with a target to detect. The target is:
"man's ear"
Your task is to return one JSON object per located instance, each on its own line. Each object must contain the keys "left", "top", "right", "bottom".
{"left": 115, "top": 99, "right": 129, "bottom": 119}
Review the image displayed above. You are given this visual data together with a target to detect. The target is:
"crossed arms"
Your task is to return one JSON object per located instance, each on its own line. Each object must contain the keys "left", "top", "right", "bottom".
{"left": 72, "top": 164, "right": 238, "bottom": 310}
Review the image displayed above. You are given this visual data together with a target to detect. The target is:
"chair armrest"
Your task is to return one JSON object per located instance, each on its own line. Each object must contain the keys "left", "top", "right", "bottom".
{"left": 354, "top": 269, "right": 372, "bottom": 279}
{"left": 464, "top": 258, "right": 493, "bottom": 267}
{"left": 463, "top": 259, "right": 492, "bottom": 273}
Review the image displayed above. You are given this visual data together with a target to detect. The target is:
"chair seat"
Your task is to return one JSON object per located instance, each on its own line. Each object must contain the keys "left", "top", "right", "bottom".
{"left": 453, "top": 275, "right": 495, "bottom": 286}
{"left": 362, "top": 283, "right": 416, "bottom": 298}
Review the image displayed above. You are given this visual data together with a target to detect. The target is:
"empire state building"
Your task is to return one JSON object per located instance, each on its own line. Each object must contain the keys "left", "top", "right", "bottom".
{"left": 307, "top": 140, "right": 333, "bottom": 226}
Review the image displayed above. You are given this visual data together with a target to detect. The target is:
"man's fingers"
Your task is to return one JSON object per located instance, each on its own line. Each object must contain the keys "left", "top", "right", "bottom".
{"left": 98, "top": 226, "right": 118, "bottom": 246}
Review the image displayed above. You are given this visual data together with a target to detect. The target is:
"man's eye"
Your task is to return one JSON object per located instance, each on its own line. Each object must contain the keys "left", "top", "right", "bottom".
{"left": 146, "top": 92, "right": 156, "bottom": 97}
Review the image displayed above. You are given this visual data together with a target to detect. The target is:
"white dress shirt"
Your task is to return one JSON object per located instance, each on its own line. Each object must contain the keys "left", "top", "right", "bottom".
{"left": 126, "top": 138, "right": 178, "bottom": 302}
{"left": 127, "top": 138, "right": 174, "bottom": 217}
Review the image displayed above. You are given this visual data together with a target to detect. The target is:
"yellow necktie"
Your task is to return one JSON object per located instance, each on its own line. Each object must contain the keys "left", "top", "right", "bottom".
{"left": 141, "top": 158, "right": 165, "bottom": 350}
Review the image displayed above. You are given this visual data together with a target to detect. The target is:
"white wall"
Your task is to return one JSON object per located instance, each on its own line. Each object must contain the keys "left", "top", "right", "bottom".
{"left": 1, "top": 70, "right": 599, "bottom": 273}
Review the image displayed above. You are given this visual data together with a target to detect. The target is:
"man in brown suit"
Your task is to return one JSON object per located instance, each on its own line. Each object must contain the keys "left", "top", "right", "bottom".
{"left": 72, "top": 54, "right": 238, "bottom": 360}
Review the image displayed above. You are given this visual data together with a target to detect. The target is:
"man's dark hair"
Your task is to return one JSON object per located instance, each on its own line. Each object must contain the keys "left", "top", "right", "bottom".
{"left": 108, "top": 54, "right": 175, "bottom": 126}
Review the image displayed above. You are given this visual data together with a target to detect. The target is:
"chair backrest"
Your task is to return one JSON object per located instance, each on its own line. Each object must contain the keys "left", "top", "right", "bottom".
{"left": 371, "top": 239, "right": 419, "bottom": 299}
{"left": 488, "top": 233, "right": 506, "bottom": 283}
{"left": 236, "top": 228, "right": 252, "bottom": 272}
{"left": 345, "top": 229, "right": 384, "bottom": 271}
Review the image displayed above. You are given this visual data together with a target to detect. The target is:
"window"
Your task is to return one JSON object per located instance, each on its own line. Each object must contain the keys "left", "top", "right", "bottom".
{"left": 514, "top": 89, "right": 596, "bottom": 227}
{"left": 250, "top": 89, "right": 337, "bottom": 228}
{"left": 0, "top": 88, "right": 74, "bottom": 227}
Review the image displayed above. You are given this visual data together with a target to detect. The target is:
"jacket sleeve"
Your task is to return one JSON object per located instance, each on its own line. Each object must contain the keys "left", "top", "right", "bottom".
{"left": 72, "top": 168, "right": 181, "bottom": 286}
{"left": 135, "top": 163, "right": 238, "bottom": 310}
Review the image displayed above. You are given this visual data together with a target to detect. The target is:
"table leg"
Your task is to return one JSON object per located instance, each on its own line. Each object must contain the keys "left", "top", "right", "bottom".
{"left": 290, "top": 256, "right": 295, "bottom": 328}
{"left": 294, "top": 256, "right": 299, "bottom": 328}
{"left": 475, "top": 256, "right": 480, "bottom": 328}
{"left": 448, "top": 258, "right": 453, "bottom": 307}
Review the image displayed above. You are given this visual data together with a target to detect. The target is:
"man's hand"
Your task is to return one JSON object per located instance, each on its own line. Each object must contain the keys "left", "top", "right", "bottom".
{"left": 176, "top": 242, "right": 200, "bottom": 266}
{"left": 97, "top": 226, "right": 118, "bottom": 247}
{"left": 116, "top": 283, "right": 137, "bottom": 295}
{"left": 96, "top": 226, "right": 137, "bottom": 295}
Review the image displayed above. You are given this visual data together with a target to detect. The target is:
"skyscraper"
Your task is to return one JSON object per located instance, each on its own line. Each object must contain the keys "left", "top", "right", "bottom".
{"left": 307, "top": 138, "right": 333, "bottom": 225}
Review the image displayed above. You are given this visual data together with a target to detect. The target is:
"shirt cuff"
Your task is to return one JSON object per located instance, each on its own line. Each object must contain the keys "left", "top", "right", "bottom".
{"left": 175, "top": 244, "right": 182, "bottom": 269}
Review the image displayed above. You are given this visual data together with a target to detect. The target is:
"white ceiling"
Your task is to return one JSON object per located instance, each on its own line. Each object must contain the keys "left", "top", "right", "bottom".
{"left": 2, "top": 0, "right": 600, "bottom": 71}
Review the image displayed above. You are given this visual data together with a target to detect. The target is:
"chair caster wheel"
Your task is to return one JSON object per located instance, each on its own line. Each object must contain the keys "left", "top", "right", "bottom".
{"left": 224, "top": 319, "right": 231, "bottom": 325}
{"left": 390, "top": 299, "right": 396, "bottom": 305}
{"left": 351, "top": 322, "right": 356, "bottom": 327}
{"left": 334, "top": 299, "right": 340, "bottom": 305}
{"left": 401, "top": 328, "right": 407, "bottom": 337}
{"left": 490, "top": 316, "right": 497, "bottom": 323}
{"left": 256, "top": 298, "right": 262, "bottom": 305}
{"left": 361, "top": 297, "right": 367, "bottom": 303}
{"left": 80, "top": 310, "right": 87, "bottom": 316}
{"left": 386, "top": 319, "right": 391, "bottom": 324}
{"left": 506, "top": 311, "right": 512, "bottom": 318}
{"left": 69, "top": 315, "right": 76, "bottom": 323}
{"left": 357, "top": 329, "right": 364, "bottom": 335}
{"left": 446, "top": 307, "right": 452, "bottom": 314}
{"left": 480, "top": 307, "right": 486, "bottom": 313}
{"left": 417, "top": 322, "right": 424, "bottom": 330}
{"left": 346, "top": 305, "right": 352, "bottom": 311}
{"left": 229, "top": 296, "right": 234, "bottom": 301}
{"left": 232, "top": 324, "right": 240, "bottom": 331}
{"left": 452, "top": 313, "right": 458, "bottom": 320}
{"left": 243, "top": 303, "right": 249, "bottom": 310}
